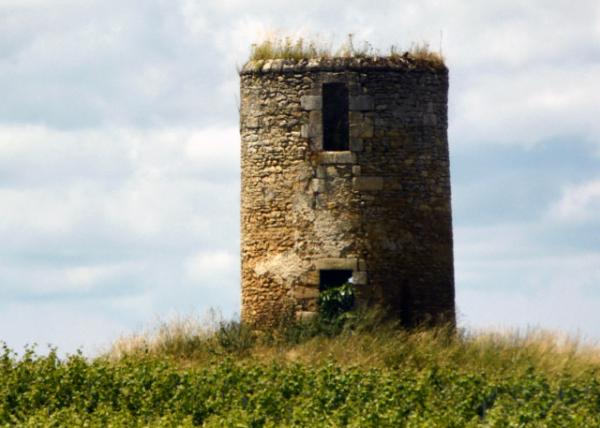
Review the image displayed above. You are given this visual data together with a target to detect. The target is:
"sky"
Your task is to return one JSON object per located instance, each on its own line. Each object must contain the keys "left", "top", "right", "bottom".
{"left": 1, "top": 0, "right": 599, "bottom": 354}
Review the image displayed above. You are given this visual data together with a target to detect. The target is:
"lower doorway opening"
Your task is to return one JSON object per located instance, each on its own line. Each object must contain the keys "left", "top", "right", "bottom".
{"left": 319, "top": 269, "right": 353, "bottom": 291}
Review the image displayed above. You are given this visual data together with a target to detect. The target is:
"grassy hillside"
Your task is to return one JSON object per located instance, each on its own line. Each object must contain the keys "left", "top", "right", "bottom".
{"left": 2, "top": 311, "right": 600, "bottom": 426}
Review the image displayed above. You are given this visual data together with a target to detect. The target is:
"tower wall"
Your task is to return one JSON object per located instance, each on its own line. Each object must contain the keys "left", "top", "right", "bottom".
{"left": 240, "top": 58, "right": 454, "bottom": 327}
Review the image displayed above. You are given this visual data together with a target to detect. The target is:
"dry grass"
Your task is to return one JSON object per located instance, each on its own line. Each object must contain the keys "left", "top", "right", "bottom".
{"left": 248, "top": 34, "right": 445, "bottom": 67}
{"left": 107, "top": 311, "right": 255, "bottom": 362}
{"left": 277, "top": 327, "right": 600, "bottom": 377}
{"left": 391, "top": 41, "right": 445, "bottom": 68}
{"left": 106, "top": 310, "right": 600, "bottom": 380}
{"left": 250, "top": 37, "right": 331, "bottom": 61}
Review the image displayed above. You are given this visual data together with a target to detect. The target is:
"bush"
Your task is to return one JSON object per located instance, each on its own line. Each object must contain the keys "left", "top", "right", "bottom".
{"left": 2, "top": 343, "right": 600, "bottom": 426}
{"left": 317, "top": 282, "right": 355, "bottom": 321}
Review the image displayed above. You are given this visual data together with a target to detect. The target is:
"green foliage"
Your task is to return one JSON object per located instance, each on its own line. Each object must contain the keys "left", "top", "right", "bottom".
{"left": 318, "top": 282, "right": 355, "bottom": 321}
{"left": 1, "top": 341, "right": 600, "bottom": 426}
{"left": 7, "top": 314, "right": 600, "bottom": 425}
{"left": 214, "top": 319, "right": 256, "bottom": 356}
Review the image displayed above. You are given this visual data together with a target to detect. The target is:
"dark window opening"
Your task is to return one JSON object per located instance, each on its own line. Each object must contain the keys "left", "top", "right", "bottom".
{"left": 322, "top": 83, "right": 349, "bottom": 151}
{"left": 319, "top": 269, "right": 353, "bottom": 291}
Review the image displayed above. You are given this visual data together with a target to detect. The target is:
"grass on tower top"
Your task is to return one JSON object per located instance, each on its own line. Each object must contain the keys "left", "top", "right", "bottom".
{"left": 248, "top": 35, "right": 445, "bottom": 67}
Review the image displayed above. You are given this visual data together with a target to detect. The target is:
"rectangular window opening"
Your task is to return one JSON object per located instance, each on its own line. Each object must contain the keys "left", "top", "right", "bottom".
{"left": 319, "top": 269, "right": 353, "bottom": 291}
{"left": 322, "top": 83, "right": 349, "bottom": 151}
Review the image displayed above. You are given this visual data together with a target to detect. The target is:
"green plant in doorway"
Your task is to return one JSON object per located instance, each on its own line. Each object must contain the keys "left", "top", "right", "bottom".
{"left": 318, "top": 282, "right": 355, "bottom": 322}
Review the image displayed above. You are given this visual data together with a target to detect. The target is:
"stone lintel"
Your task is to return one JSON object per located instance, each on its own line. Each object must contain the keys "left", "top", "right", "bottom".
{"left": 317, "top": 151, "right": 356, "bottom": 164}
{"left": 353, "top": 176, "right": 384, "bottom": 191}
{"left": 315, "top": 258, "right": 358, "bottom": 271}
{"left": 349, "top": 95, "right": 374, "bottom": 111}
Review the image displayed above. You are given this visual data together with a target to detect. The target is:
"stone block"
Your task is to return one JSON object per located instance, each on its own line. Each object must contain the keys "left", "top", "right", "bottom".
{"left": 349, "top": 95, "right": 374, "bottom": 111}
{"left": 300, "top": 95, "right": 322, "bottom": 110}
{"left": 310, "top": 135, "right": 323, "bottom": 151}
{"left": 318, "top": 152, "right": 355, "bottom": 164}
{"left": 353, "top": 176, "right": 384, "bottom": 191}
{"left": 305, "top": 270, "right": 320, "bottom": 285}
{"left": 316, "top": 166, "right": 327, "bottom": 179}
{"left": 296, "top": 311, "right": 317, "bottom": 321}
{"left": 262, "top": 60, "right": 273, "bottom": 72}
{"left": 350, "top": 118, "right": 374, "bottom": 139}
{"left": 424, "top": 113, "right": 438, "bottom": 126}
{"left": 246, "top": 118, "right": 260, "bottom": 129}
{"left": 352, "top": 271, "right": 368, "bottom": 285}
{"left": 293, "top": 286, "right": 320, "bottom": 300}
{"left": 306, "top": 59, "right": 320, "bottom": 70}
{"left": 271, "top": 59, "right": 284, "bottom": 73}
{"left": 305, "top": 110, "right": 323, "bottom": 144}
{"left": 352, "top": 165, "right": 361, "bottom": 176}
{"left": 241, "top": 61, "right": 259, "bottom": 73}
{"left": 300, "top": 124, "right": 309, "bottom": 138}
{"left": 310, "top": 178, "right": 326, "bottom": 193}
{"left": 349, "top": 138, "right": 363, "bottom": 152}
{"left": 349, "top": 111, "right": 363, "bottom": 123}
{"left": 360, "top": 118, "right": 374, "bottom": 138}
{"left": 325, "top": 166, "right": 338, "bottom": 177}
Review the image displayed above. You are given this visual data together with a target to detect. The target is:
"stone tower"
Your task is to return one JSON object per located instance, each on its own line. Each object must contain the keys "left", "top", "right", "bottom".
{"left": 239, "top": 56, "right": 454, "bottom": 327}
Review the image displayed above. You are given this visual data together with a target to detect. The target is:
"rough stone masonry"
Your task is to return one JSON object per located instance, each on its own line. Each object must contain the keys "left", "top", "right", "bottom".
{"left": 239, "top": 57, "right": 455, "bottom": 327}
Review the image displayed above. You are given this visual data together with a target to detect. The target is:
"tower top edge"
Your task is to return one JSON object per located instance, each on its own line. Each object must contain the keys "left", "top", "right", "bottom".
{"left": 239, "top": 57, "right": 448, "bottom": 76}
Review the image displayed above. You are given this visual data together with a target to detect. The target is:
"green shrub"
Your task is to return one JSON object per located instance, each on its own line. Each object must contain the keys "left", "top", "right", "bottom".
{"left": 318, "top": 282, "right": 355, "bottom": 321}
{"left": 1, "top": 343, "right": 600, "bottom": 426}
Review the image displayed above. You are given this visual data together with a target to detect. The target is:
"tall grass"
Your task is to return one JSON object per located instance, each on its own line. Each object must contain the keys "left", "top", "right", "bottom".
{"left": 107, "top": 309, "right": 600, "bottom": 379}
{"left": 248, "top": 34, "right": 445, "bottom": 67}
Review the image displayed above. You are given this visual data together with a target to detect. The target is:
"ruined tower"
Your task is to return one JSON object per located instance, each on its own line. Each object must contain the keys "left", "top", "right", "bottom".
{"left": 239, "top": 55, "right": 454, "bottom": 327}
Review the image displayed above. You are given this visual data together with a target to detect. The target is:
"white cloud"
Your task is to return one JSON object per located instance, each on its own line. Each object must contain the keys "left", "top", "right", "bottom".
{"left": 0, "top": 125, "right": 239, "bottom": 295}
{"left": 548, "top": 179, "right": 600, "bottom": 223}
{"left": 0, "top": 0, "right": 599, "bottom": 351}
{"left": 183, "top": 250, "right": 237, "bottom": 286}
{"left": 0, "top": 261, "right": 143, "bottom": 296}
{"left": 451, "top": 64, "right": 600, "bottom": 146}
